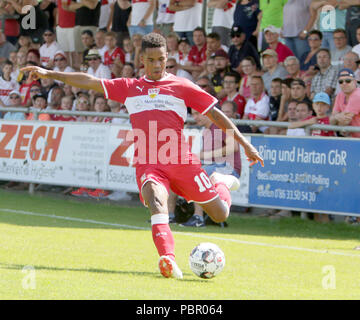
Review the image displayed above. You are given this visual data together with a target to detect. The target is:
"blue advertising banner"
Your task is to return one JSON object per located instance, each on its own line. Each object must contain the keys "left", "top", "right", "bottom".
{"left": 249, "top": 136, "right": 360, "bottom": 215}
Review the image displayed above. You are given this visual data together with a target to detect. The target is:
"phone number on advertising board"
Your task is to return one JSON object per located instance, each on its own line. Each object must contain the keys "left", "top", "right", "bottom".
{"left": 257, "top": 187, "right": 317, "bottom": 204}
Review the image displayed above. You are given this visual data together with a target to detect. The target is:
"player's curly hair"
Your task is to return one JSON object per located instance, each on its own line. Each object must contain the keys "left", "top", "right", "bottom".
{"left": 141, "top": 33, "right": 167, "bottom": 53}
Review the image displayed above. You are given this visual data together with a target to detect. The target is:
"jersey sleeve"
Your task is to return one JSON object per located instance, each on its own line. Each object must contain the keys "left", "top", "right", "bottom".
{"left": 100, "top": 78, "right": 131, "bottom": 104}
{"left": 182, "top": 79, "right": 218, "bottom": 115}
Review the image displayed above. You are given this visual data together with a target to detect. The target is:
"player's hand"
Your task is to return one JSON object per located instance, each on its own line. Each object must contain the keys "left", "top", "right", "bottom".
{"left": 20, "top": 66, "right": 51, "bottom": 82}
{"left": 244, "top": 144, "right": 264, "bottom": 167}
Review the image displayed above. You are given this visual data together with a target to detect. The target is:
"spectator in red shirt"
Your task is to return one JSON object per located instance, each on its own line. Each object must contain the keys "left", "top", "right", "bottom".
{"left": 331, "top": 68, "right": 360, "bottom": 138}
{"left": 52, "top": 95, "right": 77, "bottom": 121}
{"left": 181, "top": 27, "right": 207, "bottom": 78}
{"left": 0, "top": 1, "right": 20, "bottom": 45}
{"left": 220, "top": 71, "right": 246, "bottom": 118}
{"left": 288, "top": 92, "right": 335, "bottom": 137}
{"left": 264, "top": 25, "right": 294, "bottom": 63}
{"left": 104, "top": 31, "right": 125, "bottom": 78}
{"left": 19, "top": 62, "right": 41, "bottom": 107}
{"left": 56, "top": 0, "right": 76, "bottom": 68}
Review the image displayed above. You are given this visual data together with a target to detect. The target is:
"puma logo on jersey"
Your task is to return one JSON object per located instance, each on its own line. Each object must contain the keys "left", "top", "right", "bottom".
{"left": 136, "top": 86, "right": 144, "bottom": 92}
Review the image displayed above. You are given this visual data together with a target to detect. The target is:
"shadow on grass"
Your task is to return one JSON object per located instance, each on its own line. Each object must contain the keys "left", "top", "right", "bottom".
{"left": 0, "top": 189, "right": 359, "bottom": 242}
{"left": 0, "top": 262, "right": 203, "bottom": 281}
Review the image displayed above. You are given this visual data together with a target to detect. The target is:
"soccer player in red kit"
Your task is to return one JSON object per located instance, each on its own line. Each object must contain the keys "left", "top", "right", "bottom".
{"left": 21, "top": 33, "right": 264, "bottom": 279}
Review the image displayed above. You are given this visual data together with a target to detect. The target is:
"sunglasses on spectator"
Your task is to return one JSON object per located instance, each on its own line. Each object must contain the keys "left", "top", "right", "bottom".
{"left": 338, "top": 78, "right": 353, "bottom": 84}
{"left": 87, "top": 57, "right": 99, "bottom": 61}
{"left": 197, "top": 84, "right": 208, "bottom": 88}
{"left": 10, "top": 96, "right": 20, "bottom": 99}
{"left": 54, "top": 58, "right": 65, "bottom": 62}
{"left": 166, "top": 65, "right": 176, "bottom": 69}
{"left": 30, "top": 88, "right": 41, "bottom": 92}
{"left": 231, "top": 34, "right": 242, "bottom": 38}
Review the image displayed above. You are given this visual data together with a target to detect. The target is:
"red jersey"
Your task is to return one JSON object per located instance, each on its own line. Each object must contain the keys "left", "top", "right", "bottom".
{"left": 220, "top": 93, "right": 247, "bottom": 118}
{"left": 0, "top": 19, "right": 19, "bottom": 37}
{"left": 19, "top": 81, "right": 40, "bottom": 106}
{"left": 188, "top": 44, "right": 207, "bottom": 65}
{"left": 57, "top": 0, "right": 76, "bottom": 28}
{"left": 101, "top": 73, "right": 218, "bottom": 166}
{"left": 104, "top": 47, "right": 125, "bottom": 66}
{"left": 310, "top": 116, "right": 335, "bottom": 137}
{"left": 104, "top": 47, "right": 126, "bottom": 78}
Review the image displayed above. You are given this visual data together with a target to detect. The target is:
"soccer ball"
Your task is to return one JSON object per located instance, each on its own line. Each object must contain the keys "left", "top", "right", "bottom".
{"left": 189, "top": 242, "right": 225, "bottom": 279}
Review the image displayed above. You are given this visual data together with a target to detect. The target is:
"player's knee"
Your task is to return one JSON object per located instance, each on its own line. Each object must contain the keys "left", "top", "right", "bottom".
{"left": 205, "top": 205, "right": 229, "bottom": 223}
{"left": 211, "top": 209, "right": 229, "bottom": 223}
{"left": 201, "top": 198, "right": 229, "bottom": 223}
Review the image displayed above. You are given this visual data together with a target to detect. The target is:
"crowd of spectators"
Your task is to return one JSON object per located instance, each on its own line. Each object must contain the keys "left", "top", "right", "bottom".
{"left": 0, "top": 0, "right": 359, "bottom": 223}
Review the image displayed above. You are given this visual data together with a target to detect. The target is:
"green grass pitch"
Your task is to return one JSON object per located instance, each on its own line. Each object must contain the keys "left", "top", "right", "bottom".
{"left": 0, "top": 189, "right": 359, "bottom": 300}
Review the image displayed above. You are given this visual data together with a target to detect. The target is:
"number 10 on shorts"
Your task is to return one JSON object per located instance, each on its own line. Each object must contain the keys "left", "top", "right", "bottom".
{"left": 194, "top": 172, "right": 212, "bottom": 192}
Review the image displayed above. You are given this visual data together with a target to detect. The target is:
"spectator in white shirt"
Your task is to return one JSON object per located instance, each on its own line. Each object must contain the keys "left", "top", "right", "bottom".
{"left": 39, "top": 29, "right": 60, "bottom": 68}
{"left": 128, "top": 0, "right": 156, "bottom": 37}
{"left": 331, "top": 29, "right": 352, "bottom": 67}
{"left": 156, "top": 0, "right": 175, "bottom": 37}
{"left": 53, "top": 51, "right": 75, "bottom": 73}
{"left": 334, "top": 51, "right": 360, "bottom": 95}
{"left": 86, "top": 49, "right": 112, "bottom": 79}
{"left": 168, "top": 0, "right": 202, "bottom": 45}
{"left": 94, "top": 30, "right": 109, "bottom": 62}
{"left": 166, "top": 57, "right": 194, "bottom": 82}
{"left": 0, "top": 60, "right": 19, "bottom": 107}
{"left": 53, "top": 51, "right": 75, "bottom": 85}
{"left": 243, "top": 75, "right": 270, "bottom": 133}
{"left": 207, "top": 0, "right": 235, "bottom": 48}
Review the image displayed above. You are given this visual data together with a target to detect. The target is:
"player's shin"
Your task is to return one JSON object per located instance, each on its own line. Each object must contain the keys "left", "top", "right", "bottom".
{"left": 213, "top": 182, "right": 231, "bottom": 218}
{"left": 151, "top": 214, "right": 175, "bottom": 260}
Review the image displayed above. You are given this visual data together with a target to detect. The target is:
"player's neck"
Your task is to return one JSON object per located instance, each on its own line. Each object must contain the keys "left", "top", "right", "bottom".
{"left": 144, "top": 73, "right": 168, "bottom": 82}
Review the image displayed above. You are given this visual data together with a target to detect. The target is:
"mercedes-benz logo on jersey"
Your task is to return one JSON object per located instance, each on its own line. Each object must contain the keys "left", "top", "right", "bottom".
{"left": 134, "top": 99, "right": 142, "bottom": 110}
{"left": 148, "top": 88, "right": 160, "bottom": 99}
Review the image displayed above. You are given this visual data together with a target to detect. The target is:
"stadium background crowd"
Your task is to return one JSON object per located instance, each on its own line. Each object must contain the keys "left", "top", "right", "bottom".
{"left": 0, "top": 0, "right": 359, "bottom": 224}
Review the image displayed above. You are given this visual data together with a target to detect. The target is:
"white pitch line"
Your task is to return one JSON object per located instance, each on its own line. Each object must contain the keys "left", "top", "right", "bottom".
{"left": 1, "top": 208, "right": 359, "bottom": 258}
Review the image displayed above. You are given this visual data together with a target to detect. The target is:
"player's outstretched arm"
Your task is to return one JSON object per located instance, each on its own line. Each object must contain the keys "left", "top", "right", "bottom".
{"left": 20, "top": 66, "right": 104, "bottom": 94}
{"left": 206, "top": 106, "right": 264, "bottom": 167}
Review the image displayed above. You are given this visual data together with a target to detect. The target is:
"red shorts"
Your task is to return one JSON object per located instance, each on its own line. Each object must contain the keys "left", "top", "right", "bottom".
{"left": 136, "top": 163, "right": 219, "bottom": 205}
